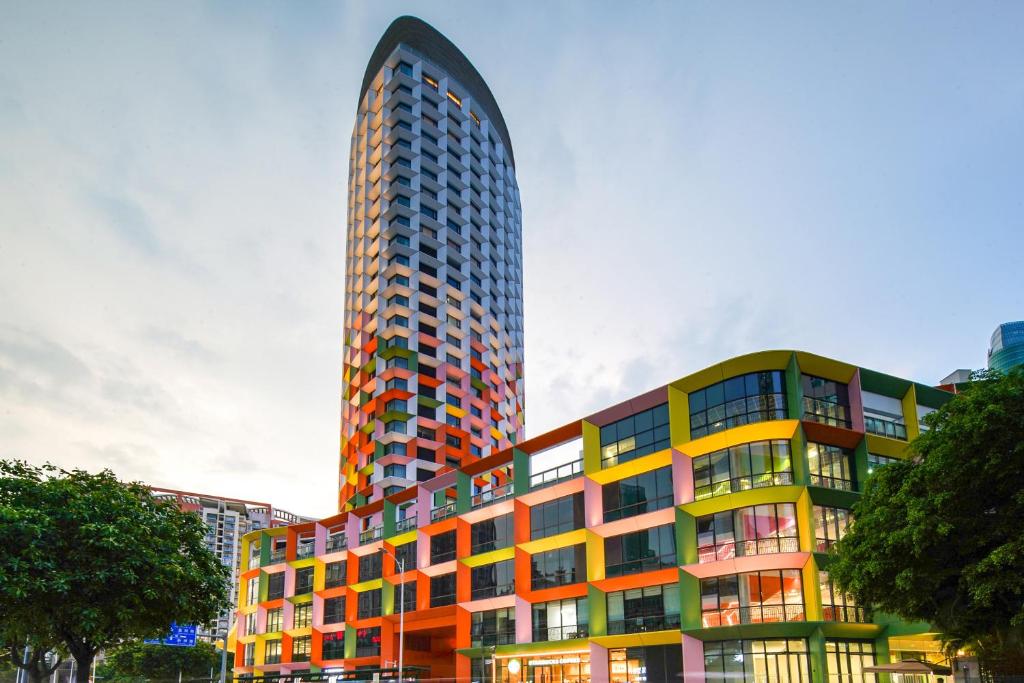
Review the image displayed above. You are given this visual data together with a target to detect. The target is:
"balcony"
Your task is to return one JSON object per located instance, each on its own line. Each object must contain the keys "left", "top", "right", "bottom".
{"left": 396, "top": 515, "right": 418, "bottom": 533}
{"left": 606, "top": 553, "right": 678, "bottom": 578}
{"left": 815, "top": 538, "right": 840, "bottom": 553}
{"left": 471, "top": 629, "right": 516, "bottom": 648}
{"left": 802, "top": 396, "right": 852, "bottom": 429}
{"left": 809, "top": 474, "right": 854, "bottom": 491}
{"left": 326, "top": 535, "right": 347, "bottom": 552}
{"left": 698, "top": 536, "right": 801, "bottom": 564}
{"left": 701, "top": 604, "right": 805, "bottom": 627}
{"left": 532, "top": 624, "right": 589, "bottom": 642}
{"left": 823, "top": 605, "right": 869, "bottom": 623}
{"left": 359, "top": 526, "right": 383, "bottom": 544}
{"left": 268, "top": 549, "right": 286, "bottom": 564}
{"left": 430, "top": 502, "right": 456, "bottom": 522}
{"left": 529, "top": 459, "right": 583, "bottom": 490}
{"left": 471, "top": 482, "right": 513, "bottom": 509}
{"left": 865, "top": 416, "right": 908, "bottom": 441}
{"left": 694, "top": 471, "right": 794, "bottom": 501}
{"left": 296, "top": 544, "right": 316, "bottom": 559}
{"left": 607, "top": 612, "right": 681, "bottom": 635}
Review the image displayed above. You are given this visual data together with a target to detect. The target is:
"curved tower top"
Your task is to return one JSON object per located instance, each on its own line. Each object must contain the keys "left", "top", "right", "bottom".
{"left": 359, "top": 16, "right": 515, "bottom": 169}
{"left": 340, "top": 16, "right": 525, "bottom": 510}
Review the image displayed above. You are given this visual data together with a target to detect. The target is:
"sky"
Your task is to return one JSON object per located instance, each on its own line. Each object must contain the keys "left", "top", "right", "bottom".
{"left": 0, "top": 1, "right": 1022, "bottom": 517}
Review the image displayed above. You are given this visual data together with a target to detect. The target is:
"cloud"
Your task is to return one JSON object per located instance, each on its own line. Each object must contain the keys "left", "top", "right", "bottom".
{"left": 88, "top": 191, "right": 163, "bottom": 257}
{"left": 0, "top": 325, "right": 93, "bottom": 404}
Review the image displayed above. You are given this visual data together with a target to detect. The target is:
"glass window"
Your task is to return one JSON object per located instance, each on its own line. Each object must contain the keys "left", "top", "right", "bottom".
{"left": 609, "top": 645, "right": 683, "bottom": 683}
{"left": 291, "top": 635, "right": 311, "bottom": 662}
{"left": 863, "top": 391, "right": 907, "bottom": 440}
{"left": 470, "top": 559, "right": 515, "bottom": 600}
{"left": 266, "top": 572, "right": 285, "bottom": 600}
{"left": 867, "top": 453, "right": 899, "bottom": 474}
{"left": 806, "top": 443, "right": 855, "bottom": 490}
{"left": 599, "top": 403, "right": 671, "bottom": 467}
{"left": 265, "top": 607, "right": 283, "bottom": 632}
{"left": 430, "top": 529, "right": 457, "bottom": 564}
{"left": 358, "top": 552, "right": 382, "bottom": 582}
{"left": 701, "top": 570, "right": 805, "bottom": 627}
{"left": 321, "top": 631, "right": 344, "bottom": 660}
{"left": 693, "top": 440, "right": 793, "bottom": 500}
{"left": 355, "top": 626, "right": 381, "bottom": 657}
{"left": 532, "top": 597, "right": 589, "bottom": 642}
{"left": 395, "top": 541, "right": 416, "bottom": 572}
{"left": 356, "top": 589, "right": 382, "bottom": 619}
{"left": 324, "top": 596, "right": 345, "bottom": 624}
{"left": 246, "top": 577, "right": 258, "bottom": 605}
{"left": 813, "top": 506, "right": 851, "bottom": 552}
{"left": 294, "top": 567, "right": 314, "bottom": 594}
{"left": 292, "top": 602, "right": 312, "bottom": 628}
{"left": 470, "top": 607, "right": 516, "bottom": 647}
{"left": 702, "top": 639, "right": 809, "bottom": 683}
{"left": 398, "top": 580, "right": 416, "bottom": 613}
{"left": 698, "top": 503, "right": 799, "bottom": 563}
{"left": 690, "top": 371, "right": 787, "bottom": 439}
{"left": 325, "top": 560, "right": 347, "bottom": 588}
{"left": 530, "top": 544, "right": 586, "bottom": 590}
{"left": 530, "top": 493, "right": 585, "bottom": 540}
{"left": 602, "top": 466, "right": 675, "bottom": 523}
{"left": 604, "top": 524, "right": 677, "bottom": 577}
{"left": 826, "top": 640, "right": 876, "bottom": 683}
{"left": 801, "top": 375, "right": 852, "bottom": 427}
{"left": 820, "top": 572, "right": 866, "bottom": 623}
{"left": 470, "top": 513, "right": 514, "bottom": 554}
{"left": 430, "top": 573, "right": 456, "bottom": 607}
{"left": 607, "top": 584, "right": 681, "bottom": 634}
{"left": 263, "top": 640, "right": 281, "bottom": 664}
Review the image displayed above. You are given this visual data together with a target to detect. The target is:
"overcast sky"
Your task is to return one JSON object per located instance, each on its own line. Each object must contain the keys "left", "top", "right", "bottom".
{"left": 1, "top": 1, "right": 1021, "bottom": 517}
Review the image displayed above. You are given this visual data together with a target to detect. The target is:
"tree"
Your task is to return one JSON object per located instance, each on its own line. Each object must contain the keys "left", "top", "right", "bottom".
{"left": 97, "top": 640, "right": 221, "bottom": 683}
{"left": 829, "top": 368, "right": 1024, "bottom": 670}
{"left": 0, "top": 462, "right": 231, "bottom": 683}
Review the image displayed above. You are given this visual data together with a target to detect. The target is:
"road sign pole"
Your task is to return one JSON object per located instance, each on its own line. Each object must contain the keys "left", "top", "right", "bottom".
{"left": 219, "top": 629, "right": 228, "bottom": 683}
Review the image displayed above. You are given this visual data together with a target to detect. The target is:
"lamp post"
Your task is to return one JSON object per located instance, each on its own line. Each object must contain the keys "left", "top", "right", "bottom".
{"left": 380, "top": 547, "right": 405, "bottom": 683}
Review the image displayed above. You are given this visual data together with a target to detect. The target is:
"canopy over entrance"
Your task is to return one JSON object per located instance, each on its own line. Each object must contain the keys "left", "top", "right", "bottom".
{"left": 864, "top": 660, "right": 952, "bottom": 675}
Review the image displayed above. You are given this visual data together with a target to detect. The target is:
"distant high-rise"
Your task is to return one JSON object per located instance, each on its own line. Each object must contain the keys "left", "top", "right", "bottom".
{"left": 340, "top": 16, "right": 525, "bottom": 510}
{"left": 151, "top": 488, "right": 311, "bottom": 643}
{"left": 988, "top": 321, "right": 1024, "bottom": 373}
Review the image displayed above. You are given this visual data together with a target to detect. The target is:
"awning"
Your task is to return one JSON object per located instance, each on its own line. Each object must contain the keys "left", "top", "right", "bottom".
{"left": 864, "top": 660, "right": 952, "bottom": 675}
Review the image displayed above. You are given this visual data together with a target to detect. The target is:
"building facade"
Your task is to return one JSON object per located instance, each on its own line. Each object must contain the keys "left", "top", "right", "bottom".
{"left": 340, "top": 16, "right": 525, "bottom": 511}
{"left": 151, "top": 489, "right": 312, "bottom": 643}
{"left": 987, "top": 321, "right": 1024, "bottom": 374}
{"left": 233, "top": 350, "right": 951, "bottom": 683}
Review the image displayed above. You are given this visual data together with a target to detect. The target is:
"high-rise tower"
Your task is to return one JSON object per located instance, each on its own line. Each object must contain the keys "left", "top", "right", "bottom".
{"left": 340, "top": 17, "right": 524, "bottom": 510}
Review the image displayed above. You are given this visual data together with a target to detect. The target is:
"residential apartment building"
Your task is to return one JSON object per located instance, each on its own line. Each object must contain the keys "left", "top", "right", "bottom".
{"left": 151, "top": 489, "right": 312, "bottom": 643}
{"left": 339, "top": 15, "right": 525, "bottom": 511}
{"left": 232, "top": 350, "right": 951, "bottom": 683}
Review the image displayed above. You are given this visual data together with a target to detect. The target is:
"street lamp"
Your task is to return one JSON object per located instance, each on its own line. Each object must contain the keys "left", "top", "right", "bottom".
{"left": 380, "top": 546, "right": 406, "bottom": 683}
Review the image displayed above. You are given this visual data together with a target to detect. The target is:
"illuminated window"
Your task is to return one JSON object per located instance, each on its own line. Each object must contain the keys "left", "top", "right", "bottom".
{"left": 446, "top": 90, "right": 462, "bottom": 107}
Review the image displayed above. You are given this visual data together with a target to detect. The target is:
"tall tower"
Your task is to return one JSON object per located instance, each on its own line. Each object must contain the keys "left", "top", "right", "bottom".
{"left": 340, "top": 16, "right": 524, "bottom": 509}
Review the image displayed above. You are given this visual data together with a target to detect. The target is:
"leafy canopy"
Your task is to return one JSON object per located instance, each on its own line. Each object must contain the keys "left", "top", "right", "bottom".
{"left": 829, "top": 368, "right": 1024, "bottom": 656}
{"left": 0, "top": 461, "right": 230, "bottom": 676}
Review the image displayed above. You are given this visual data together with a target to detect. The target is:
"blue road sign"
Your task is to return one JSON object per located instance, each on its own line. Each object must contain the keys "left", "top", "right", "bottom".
{"left": 144, "top": 623, "right": 197, "bottom": 647}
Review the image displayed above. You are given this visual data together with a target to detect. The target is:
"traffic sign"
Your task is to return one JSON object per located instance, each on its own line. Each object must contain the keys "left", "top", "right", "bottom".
{"left": 144, "top": 623, "right": 197, "bottom": 647}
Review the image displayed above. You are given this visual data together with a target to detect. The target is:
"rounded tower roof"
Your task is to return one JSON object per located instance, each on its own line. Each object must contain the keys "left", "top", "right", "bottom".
{"left": 360, "top": 15, "right": 515, "bottom": 169}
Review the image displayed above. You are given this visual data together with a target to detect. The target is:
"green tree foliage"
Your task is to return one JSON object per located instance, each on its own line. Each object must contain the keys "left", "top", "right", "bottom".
{"left": 830, "top": 368, "right": 1024, "bottom": 668}
{"left": 98, "top": 641, "right": 221, "bottom": 683}
{"left": 0, "top": 462, "right": 231, "bottom": 683}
